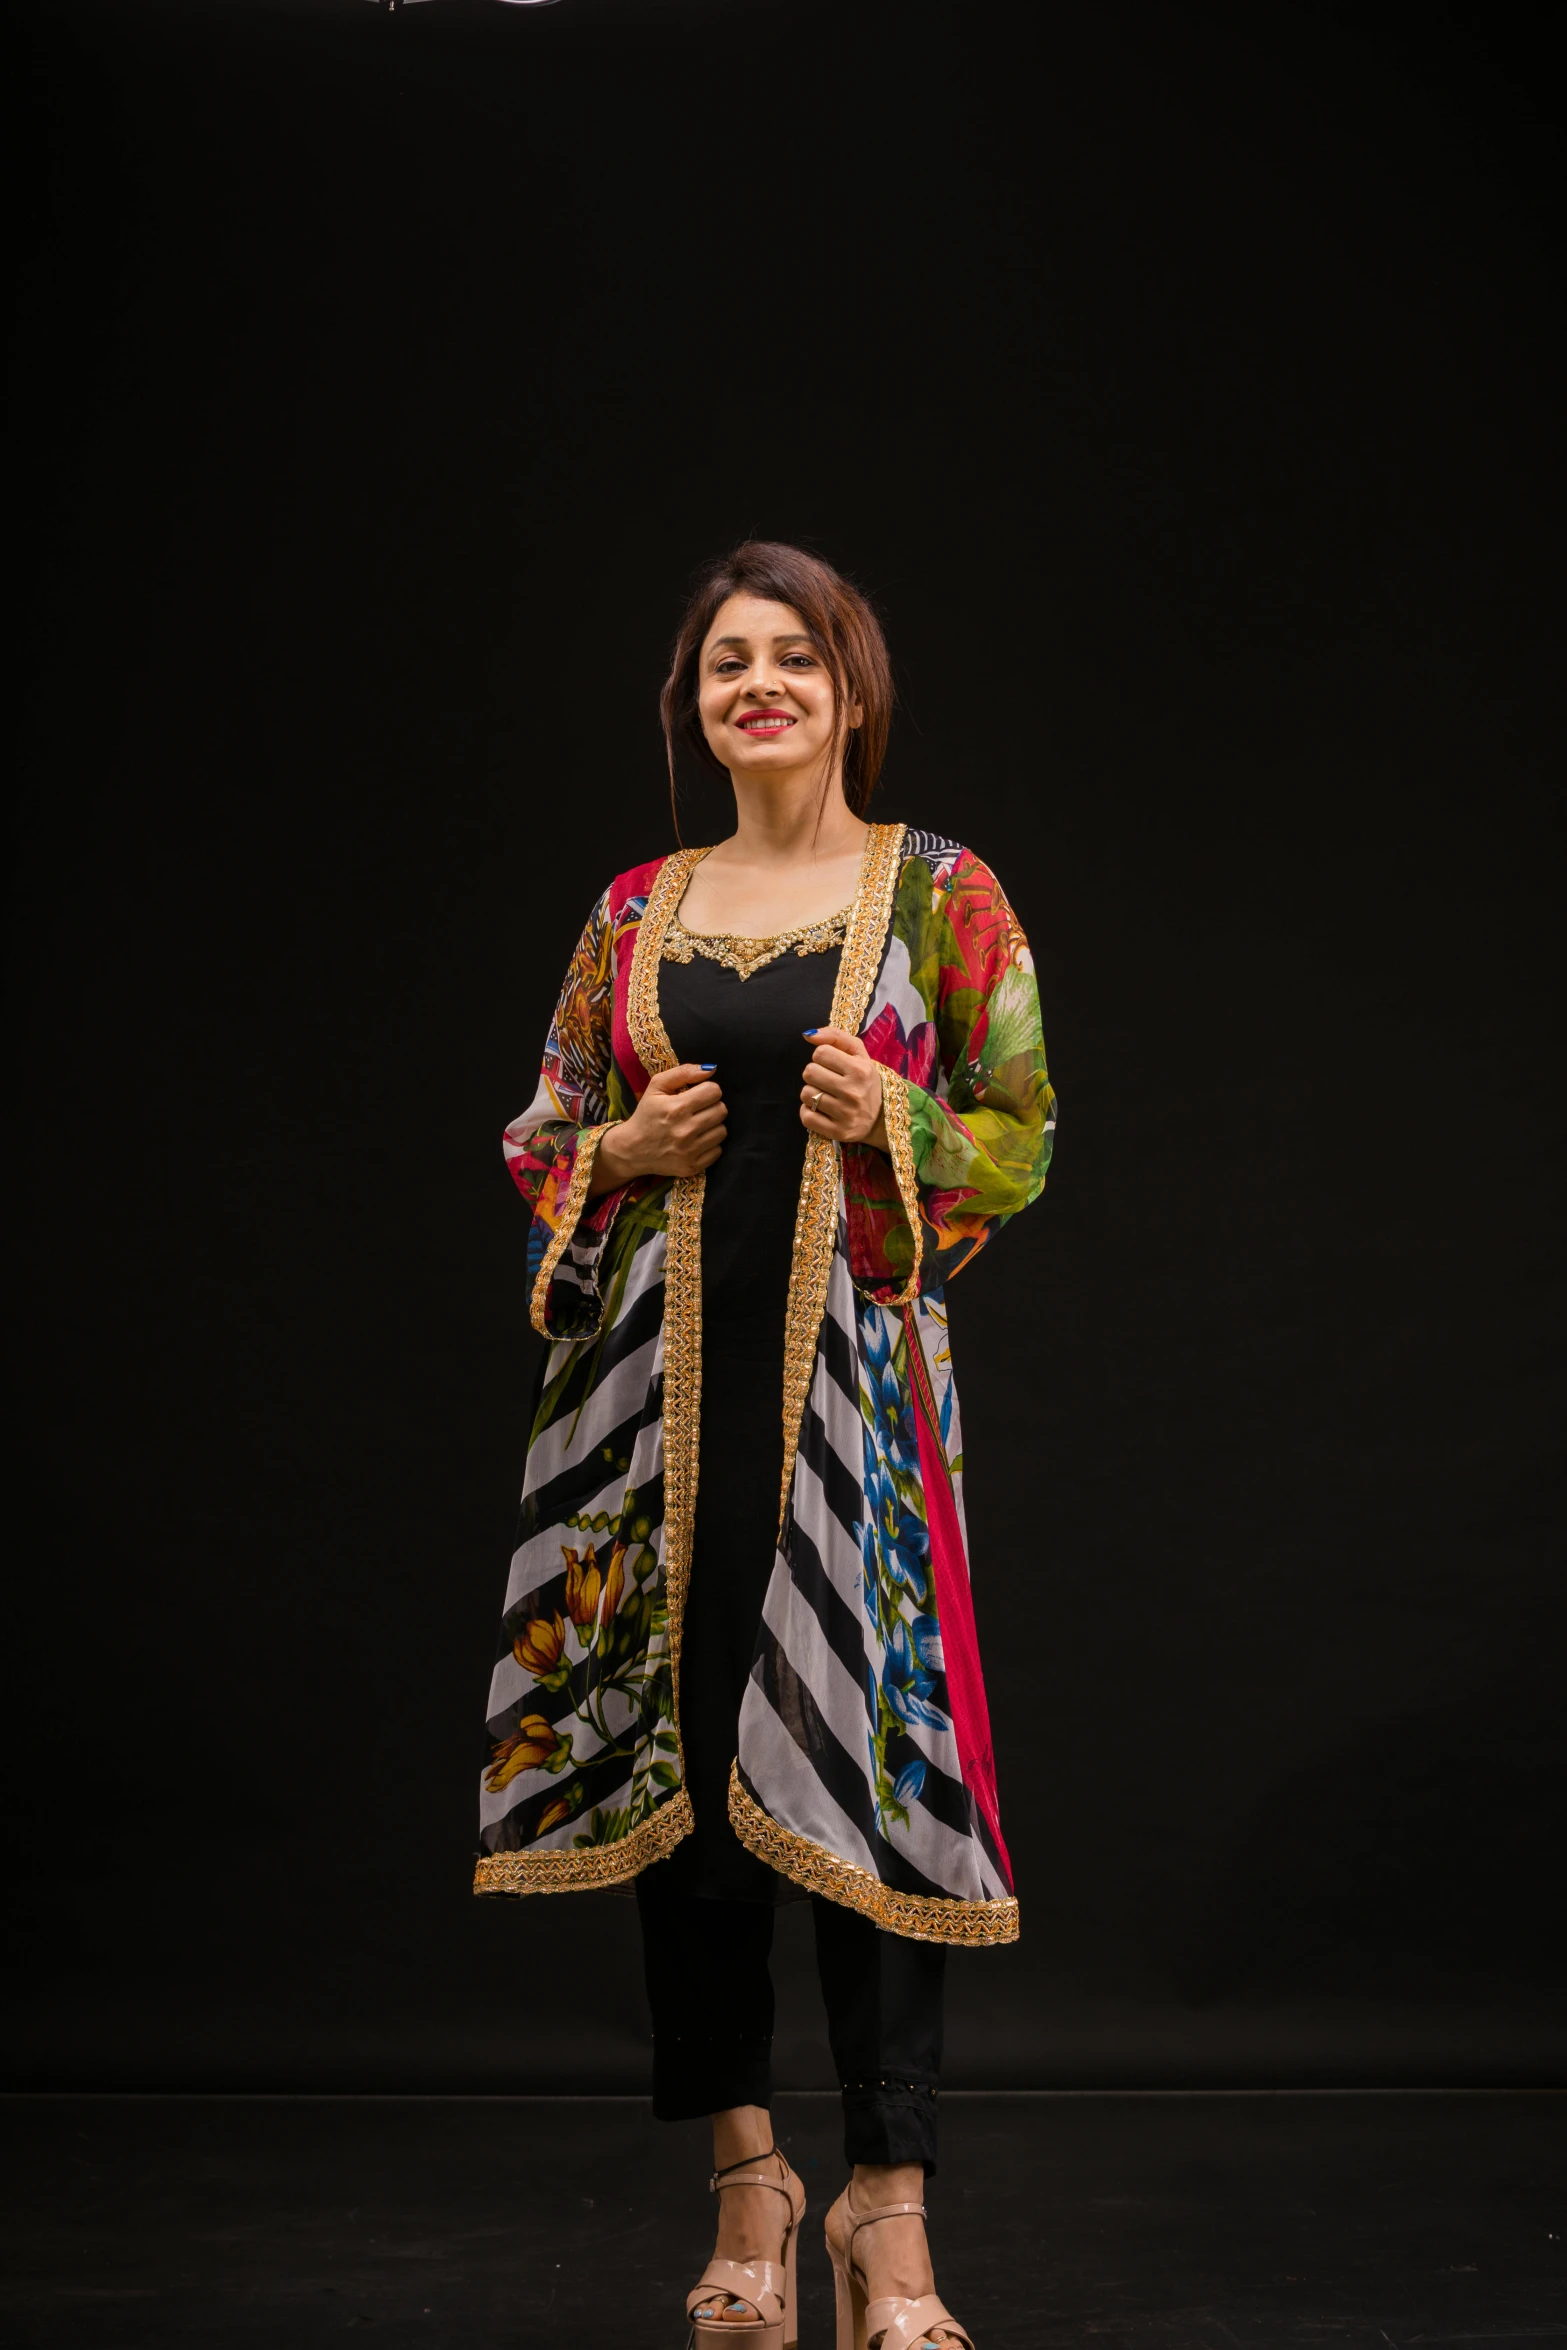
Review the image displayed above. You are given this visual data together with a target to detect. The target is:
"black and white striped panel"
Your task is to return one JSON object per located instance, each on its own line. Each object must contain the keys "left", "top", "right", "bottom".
{"left": 741, "top": 1226, "right": 1008, "bottom": 1907}
{"left": 478, "top": 1217, "right": 670, "bottom": 1847}
{"left": 900, "top": 828, "right": 963, "bottom": 874}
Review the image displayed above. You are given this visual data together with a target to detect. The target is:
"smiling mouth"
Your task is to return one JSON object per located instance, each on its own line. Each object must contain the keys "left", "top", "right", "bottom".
{"left": 737, "top": 714, "right": 797, "bottom": 735}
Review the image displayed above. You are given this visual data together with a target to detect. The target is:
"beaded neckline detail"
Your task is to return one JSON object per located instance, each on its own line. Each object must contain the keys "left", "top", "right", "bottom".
{"left": 661, "top": 906, "right": 851, "bottom": 982}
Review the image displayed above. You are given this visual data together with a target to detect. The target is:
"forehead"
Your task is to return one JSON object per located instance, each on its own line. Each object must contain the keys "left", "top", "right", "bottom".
{"left": 701, "top": 593, "right": 813, "bottom": 653}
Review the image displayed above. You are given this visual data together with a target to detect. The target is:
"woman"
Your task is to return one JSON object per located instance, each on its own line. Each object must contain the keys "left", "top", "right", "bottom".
{"left": 474, "top": 543, "right": 1056, "bottom": 2349}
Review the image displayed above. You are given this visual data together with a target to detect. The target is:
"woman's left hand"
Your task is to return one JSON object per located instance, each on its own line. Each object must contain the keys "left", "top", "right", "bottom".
{"left": 800, "top": 1025, "right": 888, "bottom": 1152}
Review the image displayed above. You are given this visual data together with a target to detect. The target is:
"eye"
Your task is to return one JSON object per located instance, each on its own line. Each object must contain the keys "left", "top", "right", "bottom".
{"left": 712, "top": 657, "right": 745, "bottom": 674}
{"left": 782, "top": 653, "right": 816, "bottom": 668}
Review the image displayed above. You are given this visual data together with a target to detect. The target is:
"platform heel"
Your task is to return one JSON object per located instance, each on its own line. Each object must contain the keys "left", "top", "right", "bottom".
{"left": 686, "top": 2148, "right": 806, "bottom": 2350}
{"left": 827, "top": 2207, "right": 870, "bottom": 2350}
{"left": 824, "top": 2188, "right": 975, "bottom": 2350}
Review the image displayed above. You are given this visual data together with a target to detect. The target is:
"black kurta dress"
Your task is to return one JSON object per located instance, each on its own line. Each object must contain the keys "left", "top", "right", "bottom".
{"left": 655, "top": 929, "right": 844, "bottom": 1901}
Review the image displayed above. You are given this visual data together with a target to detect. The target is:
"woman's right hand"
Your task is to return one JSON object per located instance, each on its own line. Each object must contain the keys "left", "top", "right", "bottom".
{"left": 589, "top": 1065, "right": 726, "bottom": 1195}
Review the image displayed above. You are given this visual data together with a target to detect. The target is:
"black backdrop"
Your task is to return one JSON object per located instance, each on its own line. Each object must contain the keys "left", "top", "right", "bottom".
{"left": 7, "top": 0, "right": 1564, "bottom": 2093}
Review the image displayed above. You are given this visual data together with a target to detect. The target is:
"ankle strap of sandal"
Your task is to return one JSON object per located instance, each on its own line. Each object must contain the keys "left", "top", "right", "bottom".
{"left": 709, "top": 2146, "right": 793, "bottom": 2196}
{"left": 848, "top": 2196, "right": 928, "bottom": 2244}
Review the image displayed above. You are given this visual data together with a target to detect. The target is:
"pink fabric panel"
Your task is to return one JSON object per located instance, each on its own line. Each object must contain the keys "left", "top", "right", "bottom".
{"left": 908, "top": 1320, "right": 1012, "bottom": 1886}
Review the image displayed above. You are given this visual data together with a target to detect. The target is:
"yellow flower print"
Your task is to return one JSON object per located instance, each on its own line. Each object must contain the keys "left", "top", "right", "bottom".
{"left": 484, "top": 1713, "right": 571, "bottom": 1792}
{"left": 512, "top": 1613, "right": 565, "bottom": 1677}
{"left": 562, "top": 1546, "right": 601, "bottom": 1631}
{"left": 564, "top": 1540, "right": 628, "bottom": 1641}
{"left": 601, "top": 1540, "right": 627, "bottom": 1624}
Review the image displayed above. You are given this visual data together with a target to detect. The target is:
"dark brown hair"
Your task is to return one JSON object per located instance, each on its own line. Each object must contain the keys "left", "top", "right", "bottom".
{"left": 659, "top": 541, "right": 894, "bottom": 836}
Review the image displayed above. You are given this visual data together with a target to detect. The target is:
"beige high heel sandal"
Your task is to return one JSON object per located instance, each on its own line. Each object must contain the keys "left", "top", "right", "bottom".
{"left": 686, "top": 2147, "right": 806, "bottom": 2350}
{"left": 824, "top": 2187, "right": 974, "bottom": 2350}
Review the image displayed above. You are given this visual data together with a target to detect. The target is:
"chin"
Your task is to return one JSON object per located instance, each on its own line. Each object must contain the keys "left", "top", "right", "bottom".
{"left": 736, "top": 738, "right": 815, "bottom": 763}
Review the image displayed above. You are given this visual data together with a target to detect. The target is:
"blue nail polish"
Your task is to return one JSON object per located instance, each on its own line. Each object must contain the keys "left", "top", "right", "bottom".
{"left": 700, "top": 1063, "right": 717, "bottom": 1071}
{"left": 802, "top": 1028, "right": 818, "bottom": 1037}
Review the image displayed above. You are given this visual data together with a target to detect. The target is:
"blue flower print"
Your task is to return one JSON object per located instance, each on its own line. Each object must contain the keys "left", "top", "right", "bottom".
{"left": 881, "top": 1616, "right": 947, "bottom": 1732}
{"left": 858, "top": 1310, "right": 930, "bottom": 1615}
{"left": 857, "top": 1301, "right": 949, "bottom": 1823}
{"left": 911, "top": 1615, "right": 945, "bottom": 1676}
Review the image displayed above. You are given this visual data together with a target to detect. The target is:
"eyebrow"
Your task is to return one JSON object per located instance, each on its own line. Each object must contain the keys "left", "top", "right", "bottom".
{"left": 708, "top": 633, "right": 816, "bottom": 650}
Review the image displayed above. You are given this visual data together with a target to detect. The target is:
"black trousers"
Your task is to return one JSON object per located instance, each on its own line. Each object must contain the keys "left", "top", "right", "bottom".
{"left": 635, "top": 1863, "right": 947, "bottom": 2174}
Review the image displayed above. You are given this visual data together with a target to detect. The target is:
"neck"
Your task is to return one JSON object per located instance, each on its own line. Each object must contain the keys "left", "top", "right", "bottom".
{"left": 721, "top": 762, "right": 870, "bottom": 869}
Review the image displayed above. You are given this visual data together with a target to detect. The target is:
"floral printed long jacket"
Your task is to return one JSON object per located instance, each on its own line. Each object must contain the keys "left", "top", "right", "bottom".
{"left": 474, "top": 823, "right": 1056, "bottom": 1944}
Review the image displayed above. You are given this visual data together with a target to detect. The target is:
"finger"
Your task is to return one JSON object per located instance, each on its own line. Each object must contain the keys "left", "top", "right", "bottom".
{"left": 801, "top": 1050, "right": 861, "bottom": 1086}
{"left": 802, "top": 1025, "right": 866, "bottom": 1057}
{"left": 679, "top": 1101, "right": 727, "bottom": 1132}
{"left": 683, "top": 1121, "right": 727, "bottom": 1153}
{"left": 652, "top": 1062, "right": 719, "bottom": 1093}
{"left": 676, "top": 1079, "right": 724, "bottom": 1110}
{"left": 805, "top": 1069, "right": 875, "bottom": 1116}
{"left": 802, "top": 1054, "right": 856, "bottom": 1090}
{"left": 803, "top": 1101, "right": 868, "bottom": 1144}
{"left": 672, "top": 1135, "right": 724, "bottom": 1172}
{"left": 808, "top": 1078, "right": 864, "bottom": 1116}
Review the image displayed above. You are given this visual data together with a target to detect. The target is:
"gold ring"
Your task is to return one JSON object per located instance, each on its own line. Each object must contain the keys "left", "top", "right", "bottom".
{"left": 812, "top": 1089, "right": 825, "bottom": 1112}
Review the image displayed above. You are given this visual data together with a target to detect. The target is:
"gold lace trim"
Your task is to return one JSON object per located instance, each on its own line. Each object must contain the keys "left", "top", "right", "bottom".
{"left": 623, "top": 848, "right": 709, "bottom": 1824}
{"left": 876, "top": 1068, "right": 923, "bottom": 1309}
{"left": 659, "top": 1170, "right": 705, "bottom": 1737}
{"left": 527, "top": 1121, "right": 611, "bottom": 1340}
{"left": 776, "top": 821, "right": 908, "bottom": 1533}
{"left": 627, "top": 849, "right": 703, "bottom": 1075}
{"left": 473, "top": 1789, "right": 693, "bottom": 1896}
{"left": 728, "top": 1766, "right": 1018, "bottom": 1947}
{"left": 661, "top": 906, "right": 850, "bottom": 981}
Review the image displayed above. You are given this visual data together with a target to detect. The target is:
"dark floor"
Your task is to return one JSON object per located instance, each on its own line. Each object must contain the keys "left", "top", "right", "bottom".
{"left": 0, "top": 2092, "right": 1563, "bottom": 2347}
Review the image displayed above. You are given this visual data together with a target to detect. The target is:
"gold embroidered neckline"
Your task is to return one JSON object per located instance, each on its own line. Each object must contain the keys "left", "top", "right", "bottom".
{"left": 661, "top": 905, "right": 851, "bottom": 981}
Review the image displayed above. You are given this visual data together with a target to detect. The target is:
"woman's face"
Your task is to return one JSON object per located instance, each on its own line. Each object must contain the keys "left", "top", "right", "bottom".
{"left": 697, "top": 594, "right": 857, "bottom": 783}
